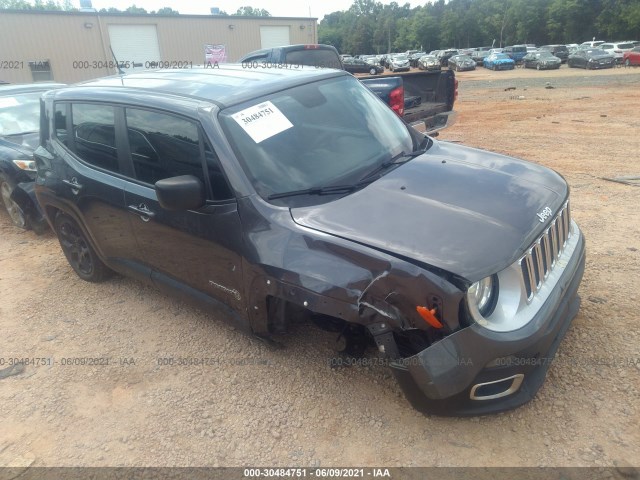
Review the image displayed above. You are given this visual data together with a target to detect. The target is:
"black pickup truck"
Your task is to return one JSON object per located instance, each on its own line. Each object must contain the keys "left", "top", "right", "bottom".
{"left": 238, "top": 44, "right": 457, "bottom": 134}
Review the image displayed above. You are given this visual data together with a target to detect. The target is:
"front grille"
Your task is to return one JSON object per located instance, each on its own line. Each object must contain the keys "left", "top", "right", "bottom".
{"left": 520, "top": 202, "right": 571, "bottom": 302}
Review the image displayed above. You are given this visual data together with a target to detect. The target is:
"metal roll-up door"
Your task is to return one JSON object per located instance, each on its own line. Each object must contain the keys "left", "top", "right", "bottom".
{"left": 260, "top": 26, "right": 291, "bottom": 49}
{"left": 108, "top": 24, "right": 161, "bottom": 72}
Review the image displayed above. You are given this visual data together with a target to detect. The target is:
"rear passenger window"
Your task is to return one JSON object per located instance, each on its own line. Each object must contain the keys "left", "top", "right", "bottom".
{"left": 125, "top": 108, "right": 203, "bottom": 186}
{"left": 71, "top": 104, "right": 119, "bottom": 173}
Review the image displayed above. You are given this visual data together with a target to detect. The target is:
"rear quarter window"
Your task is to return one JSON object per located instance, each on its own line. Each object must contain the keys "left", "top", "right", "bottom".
{"left": 285, "top": 49, "right": 342, "bottom": 69}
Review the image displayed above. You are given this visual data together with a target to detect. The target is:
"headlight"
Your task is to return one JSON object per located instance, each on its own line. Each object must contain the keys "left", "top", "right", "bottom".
{"left": 467, "top": 275, "right": 498, "bottom": 317}
{"left": 13, "top": 159, "right": 37, "bottom": 172}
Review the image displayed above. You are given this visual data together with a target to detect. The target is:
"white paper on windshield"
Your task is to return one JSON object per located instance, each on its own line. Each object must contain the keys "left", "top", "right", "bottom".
{"left": 231, "top": 101, "right": 293, "bottom": 143}
{"left": 0, "top": 97, "right": 19, "bottom": 108}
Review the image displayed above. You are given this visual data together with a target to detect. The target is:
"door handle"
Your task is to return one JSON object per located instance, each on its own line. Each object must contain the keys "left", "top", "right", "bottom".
{"left": 128, "top": 203, "right": 155, "bottom": 221}
{"left": 62, "top": 177, "right": 83, "bottom": 193}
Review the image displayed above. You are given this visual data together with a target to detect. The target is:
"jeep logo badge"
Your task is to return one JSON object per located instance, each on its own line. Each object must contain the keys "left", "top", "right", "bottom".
{"left": 537, "top": 207, "right": 553, "bottom": 223}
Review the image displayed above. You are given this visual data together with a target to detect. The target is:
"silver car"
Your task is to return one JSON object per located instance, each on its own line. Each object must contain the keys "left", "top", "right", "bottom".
{"left": 418, "top": 55, "right": 441, "bottom": 71}
{"left": 389, "top": 54, "right": 410, "bottom": 72}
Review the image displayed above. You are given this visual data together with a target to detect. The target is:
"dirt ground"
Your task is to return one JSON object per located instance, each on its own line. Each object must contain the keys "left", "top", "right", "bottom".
{"left": 0, "top": 67, "right": 639, "bottom": 471}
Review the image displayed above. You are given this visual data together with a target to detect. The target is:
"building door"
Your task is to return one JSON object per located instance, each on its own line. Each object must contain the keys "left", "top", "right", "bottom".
{"left": 108, "top": 24, "right": 161, "bottom": 72}
{"left": 259, "top": 26, "right": 290, "bottom": 49}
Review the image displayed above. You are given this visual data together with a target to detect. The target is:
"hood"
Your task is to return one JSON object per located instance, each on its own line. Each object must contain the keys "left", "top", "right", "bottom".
{"left": 0, "top": 134, "right": 37, "bottom": 158}
{"left": 588, "top": 53, "right": 614, "bottom": 60}
{"left": 290, "top": 141, "right": 568, "bottom": 282}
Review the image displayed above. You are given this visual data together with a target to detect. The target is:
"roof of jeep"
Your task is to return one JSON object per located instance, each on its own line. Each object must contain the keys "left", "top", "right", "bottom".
{"left": 65, "top": 65, "right": 347, "bottom": 108}
{"left": 0, "top": 83, "right": 66, "bottom": 96}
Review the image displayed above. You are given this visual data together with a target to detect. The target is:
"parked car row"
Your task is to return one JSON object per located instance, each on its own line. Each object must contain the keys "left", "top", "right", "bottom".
{"left": 347, "top": 39, "right": 639, "bottom": 75}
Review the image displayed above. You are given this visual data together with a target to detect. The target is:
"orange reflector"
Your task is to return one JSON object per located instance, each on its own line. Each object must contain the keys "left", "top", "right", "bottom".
{"left": 416, "top": 306, "right": 443, "bottom": 329}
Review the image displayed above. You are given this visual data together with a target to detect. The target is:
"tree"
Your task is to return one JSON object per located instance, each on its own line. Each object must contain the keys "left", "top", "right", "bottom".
{"left": 125, "top": 4, "right": 148, "bottom": 14}
{"left": 0, "top": 0, "right": 75, "bottom": 9}
{"left": 317, "top": 0, "right": 631, "bottom": 56}
{"left": 153, "top": 7, "right": 180, "bottom": 15}
{"left": 233, "top": 6, "right": 271, "bottom": 16}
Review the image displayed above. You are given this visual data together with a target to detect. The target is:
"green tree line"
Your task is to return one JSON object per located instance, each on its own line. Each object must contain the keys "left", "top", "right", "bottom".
{"left": 319, "top": 0, "right": 640, "bottom": 54}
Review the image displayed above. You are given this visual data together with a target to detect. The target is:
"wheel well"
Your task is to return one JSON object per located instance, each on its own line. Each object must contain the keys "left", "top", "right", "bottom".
{"left": 45, "top": 205, "right": 61, "bottom": 224}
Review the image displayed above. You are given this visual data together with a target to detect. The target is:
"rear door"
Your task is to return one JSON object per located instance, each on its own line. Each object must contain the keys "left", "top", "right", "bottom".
{"left": 121, "top": 106, "right": 245, "bottom": 311}
{"left": 52, "top": 102, "right": 147, "bottom": 280}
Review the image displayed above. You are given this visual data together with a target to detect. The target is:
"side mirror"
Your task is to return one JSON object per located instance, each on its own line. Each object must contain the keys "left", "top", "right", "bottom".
{"left": 155, "top": 175, "right": 205, "bottom": 211}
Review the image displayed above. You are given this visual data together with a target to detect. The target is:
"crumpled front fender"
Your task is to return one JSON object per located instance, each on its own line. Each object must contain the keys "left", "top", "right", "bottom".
{"left": 10, "top": 181, "right": 48, "bottom": 233}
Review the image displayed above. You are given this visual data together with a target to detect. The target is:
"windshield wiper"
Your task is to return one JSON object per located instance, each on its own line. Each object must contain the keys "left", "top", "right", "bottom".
{"left": 267, "top": 178, "right": 375, "bottom": 200}
{"left": 360, "top": 145, "right": 430, "bottom": 183}
{"left": 268, "top": 139, "right": 432, "bottom": 201}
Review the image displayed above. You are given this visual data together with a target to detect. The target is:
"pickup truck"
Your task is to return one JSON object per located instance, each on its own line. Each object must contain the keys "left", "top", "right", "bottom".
{"left": 238, "top": 44, "right": 457, "bottom": 134}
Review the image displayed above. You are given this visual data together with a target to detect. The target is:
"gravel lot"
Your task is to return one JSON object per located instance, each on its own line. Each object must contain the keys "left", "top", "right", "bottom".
{"left": 0, "top": 67, "right": 639, "bottom": 471}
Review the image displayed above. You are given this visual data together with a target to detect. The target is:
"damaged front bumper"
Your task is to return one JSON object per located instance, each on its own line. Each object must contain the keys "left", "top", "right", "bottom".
{"left": 389, "top": 230, "right": 585, "bottom": 416}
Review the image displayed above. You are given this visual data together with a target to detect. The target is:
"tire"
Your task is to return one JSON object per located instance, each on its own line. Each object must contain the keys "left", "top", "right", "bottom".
{"left": 54, "top": 213, "right": 112, "bottom": 282}
{"left": 369, "top": 67, "right": 377, "bottom": 75}
{"left": 0, "top": 174, "right": 27, "bottom": 229}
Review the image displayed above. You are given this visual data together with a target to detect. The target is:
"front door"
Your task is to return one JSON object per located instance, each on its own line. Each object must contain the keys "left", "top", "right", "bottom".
{"left": 121, "top": 107, "right": 245, "bottom": 311}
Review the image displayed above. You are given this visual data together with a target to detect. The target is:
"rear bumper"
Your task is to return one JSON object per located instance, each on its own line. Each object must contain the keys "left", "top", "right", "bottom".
{"left": 409, "top": 111, "right": 457, "bottom": 135}
{"left": 390, "top": 229, "right": 585, "bottom": 416}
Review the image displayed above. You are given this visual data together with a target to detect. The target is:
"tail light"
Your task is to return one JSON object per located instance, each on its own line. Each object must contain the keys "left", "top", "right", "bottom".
{"left": 454, "top": 78, "right": 459, "bottom": 102}
{"left": 389, "top": 86, "right": 404, "bottom": 116}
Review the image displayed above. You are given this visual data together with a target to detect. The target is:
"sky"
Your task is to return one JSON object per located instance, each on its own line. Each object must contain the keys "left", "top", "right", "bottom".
{"left": 89, "top": 0, "right": 424, "bottom": 21}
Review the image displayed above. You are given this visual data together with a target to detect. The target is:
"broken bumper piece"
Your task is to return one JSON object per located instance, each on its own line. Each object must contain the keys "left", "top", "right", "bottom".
{"left": 390, "top": 233, "right": 585, "bottom": 416}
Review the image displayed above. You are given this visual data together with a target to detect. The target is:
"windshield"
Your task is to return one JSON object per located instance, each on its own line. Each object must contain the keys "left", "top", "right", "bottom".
{"left": 394, "top": 55, "right": 408, "bottom": 61}
{"left": 220, "top": 75, "right": 414, "bottom": 203}
{"left": 0, "top": 92, "right": 42, "bottom": 137}
{"left": 538, "top": 52, "right": 556, "bottom": 58}
{"left": 495, "top": 54, "right": 510, "bottom": 59}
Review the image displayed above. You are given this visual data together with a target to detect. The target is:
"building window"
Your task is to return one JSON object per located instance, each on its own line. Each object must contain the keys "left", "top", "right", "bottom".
{"left": 29, "top": 60, "right": 53, "bottom": 82}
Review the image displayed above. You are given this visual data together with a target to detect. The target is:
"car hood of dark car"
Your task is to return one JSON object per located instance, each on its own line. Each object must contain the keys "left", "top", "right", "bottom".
{"left": 586, "top": 52, "right": 613, "bottom": 59}
{"left": 290, "top": 140, "right": 568, "bottom": 282}
{"left": 0, "top": 133, "right": 37, "bottom": 158}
